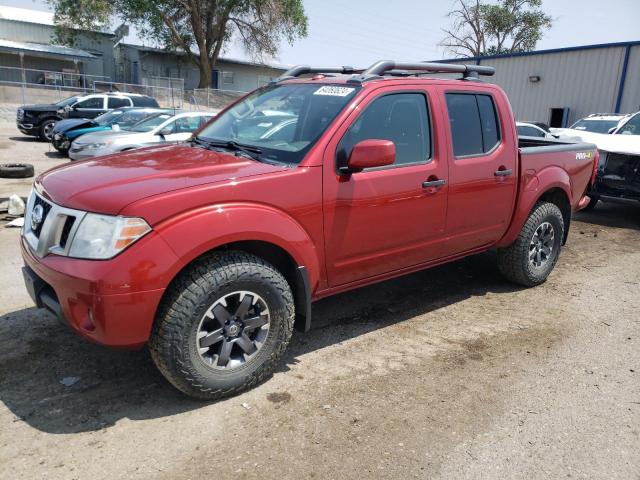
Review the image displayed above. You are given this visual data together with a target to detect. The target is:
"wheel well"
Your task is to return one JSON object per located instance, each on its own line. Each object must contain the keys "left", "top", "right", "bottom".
{"left": 538, "top": 188, "right": 571, "bottom": 244}
{"left": 161, "top": 240, "right": 309, "bottom": 333}
{"left": 222, "top": 241, "right": 309, "bottom": 331}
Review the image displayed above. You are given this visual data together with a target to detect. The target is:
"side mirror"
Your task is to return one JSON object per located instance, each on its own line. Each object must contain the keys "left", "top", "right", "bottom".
{"left": 340, "top": 139, "right": 395, "bottom": 174}
{"left": 608, "top": 127, "right": 616, "bottom": 134}
{"left": 158, "top": 127, "right": 172, "bottom": 137}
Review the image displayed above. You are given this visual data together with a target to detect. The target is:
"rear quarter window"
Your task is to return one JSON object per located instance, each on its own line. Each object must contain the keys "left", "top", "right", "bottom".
{"left": 132, "top": 96, "right": 160, "bottom": 107}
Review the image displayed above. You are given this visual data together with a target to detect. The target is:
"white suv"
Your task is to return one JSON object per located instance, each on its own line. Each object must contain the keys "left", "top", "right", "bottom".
{"left": 62, "top": 93, "right": 160, "bottom": 120}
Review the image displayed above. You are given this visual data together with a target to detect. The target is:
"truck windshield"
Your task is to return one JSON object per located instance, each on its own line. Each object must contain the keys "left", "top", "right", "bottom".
{"left": 197, "top": 83, "right": 360, "bottom": 164}
{"left": 54, "top": 96, "right": 79, "bottom": 107}
{"left": 95, "top": 110, "right": 124, "bottom": 126}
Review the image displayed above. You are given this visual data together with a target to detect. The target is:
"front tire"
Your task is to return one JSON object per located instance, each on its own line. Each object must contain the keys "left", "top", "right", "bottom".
{"left": 149, "top": 251, "right": 295, "bottom": 400}
{"left": 39, "top": 119, "right": 57, "bottom": 141}
{"left": 497, "top": 202, "right": 564, "bottom": 287}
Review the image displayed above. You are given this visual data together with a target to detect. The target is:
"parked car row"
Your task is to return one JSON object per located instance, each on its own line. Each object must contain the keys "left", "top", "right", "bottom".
{"left": 16, "top": 92, "right": 215, "bottom": 160}
{"left": 549, "top": 111, "right": 640, "bottom": 209}
{"left": 17, "top": 92, "right": 160, "bottom": 141}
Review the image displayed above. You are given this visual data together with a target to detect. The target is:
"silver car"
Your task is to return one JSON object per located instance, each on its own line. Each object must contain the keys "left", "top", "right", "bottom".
{"left": 68, "top": 111, "right": 215, "bottom": 160}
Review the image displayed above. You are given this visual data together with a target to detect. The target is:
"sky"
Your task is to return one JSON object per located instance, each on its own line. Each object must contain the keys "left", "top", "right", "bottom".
{"left": 1, "top": 0, "right": 639, "bottom": 66}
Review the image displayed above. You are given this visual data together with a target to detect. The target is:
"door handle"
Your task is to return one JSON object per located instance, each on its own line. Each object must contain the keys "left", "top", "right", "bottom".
{"left": 494, "top": 169, "right": 513, "bottom": 177}
{"left": 422, "top": 179, "right": 447, "bottom": 188}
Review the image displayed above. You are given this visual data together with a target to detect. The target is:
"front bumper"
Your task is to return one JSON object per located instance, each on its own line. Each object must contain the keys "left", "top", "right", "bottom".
{"left": 68, "top": 147, "right": 110, "bottom": 161}
{"left": 52, "top": 133, "right": 71, "bottom": 150}
{"left": 17, "top": 122, "right": 39, "bottom": 136}
{"left": 20, "top": 232, "right": 182, "bottom": 348}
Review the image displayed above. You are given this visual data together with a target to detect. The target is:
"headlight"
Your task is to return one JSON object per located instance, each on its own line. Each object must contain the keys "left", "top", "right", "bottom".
{"left": 68, "top": 214, "right": 151, "bottom": 259}
{"left": 85, "top": 142, "right": 111, "bottom": 150}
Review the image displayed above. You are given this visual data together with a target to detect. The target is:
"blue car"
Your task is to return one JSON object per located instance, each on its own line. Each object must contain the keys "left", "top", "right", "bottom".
{"left": 51, "top": 107, "right": 173, "bottom": 155}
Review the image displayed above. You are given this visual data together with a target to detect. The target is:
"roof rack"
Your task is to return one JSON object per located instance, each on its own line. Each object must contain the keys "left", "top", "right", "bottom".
{"left": 350, "top": 61, "right": 495, "bottom": 83}
{"left": 273, "top": 60, "right": 495, "bottom": 84}
{"left": 273, "top": 66, "right": 365, "bottom": 83}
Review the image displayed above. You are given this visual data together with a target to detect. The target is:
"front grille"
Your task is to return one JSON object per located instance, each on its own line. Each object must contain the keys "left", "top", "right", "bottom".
{"left": 23, "top": 191, "right": 87, "bottom": 258}
{"left": 59, "top": 216, "right": 76, "bottom": 248}
{"left": 32, "top": 196, "right": 52, "bottom": 238}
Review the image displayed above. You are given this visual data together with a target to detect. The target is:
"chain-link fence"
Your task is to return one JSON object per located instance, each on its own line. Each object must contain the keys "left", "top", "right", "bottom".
{"left": 0, "top": 66, "right": 185, "bottom": 109}
{"left": 184, "top": 88, "right": 247, "bottom": 112}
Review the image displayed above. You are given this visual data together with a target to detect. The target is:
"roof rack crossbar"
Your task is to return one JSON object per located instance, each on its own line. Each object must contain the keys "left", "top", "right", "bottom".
{"left": 361, "top": 60, "right": 495, "bottom": 79}
{"left": 275, "top": 65, "right": 365, "bottom": 82}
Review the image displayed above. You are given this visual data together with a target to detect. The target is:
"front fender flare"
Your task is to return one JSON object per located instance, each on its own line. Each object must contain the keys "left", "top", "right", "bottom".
{"left": 497, "top": 166, "right": 572, "bottom": 248}
{"left": 156, "top": 202, "right": 321, "bottom": 292}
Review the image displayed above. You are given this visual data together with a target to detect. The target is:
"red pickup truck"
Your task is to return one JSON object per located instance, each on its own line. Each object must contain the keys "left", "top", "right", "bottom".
{"left": 21, "top": 61, "right": 598, "bottom": 399}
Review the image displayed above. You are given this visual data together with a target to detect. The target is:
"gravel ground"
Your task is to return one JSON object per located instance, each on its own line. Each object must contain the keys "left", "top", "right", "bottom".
{"left": 0, "top": 122, "right": 638, "bottom": 479}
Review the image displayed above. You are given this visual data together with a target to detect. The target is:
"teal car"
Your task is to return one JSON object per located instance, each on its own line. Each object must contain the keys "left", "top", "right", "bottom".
{"left": 51, "top": 107, "right": 172, "bottom": 155}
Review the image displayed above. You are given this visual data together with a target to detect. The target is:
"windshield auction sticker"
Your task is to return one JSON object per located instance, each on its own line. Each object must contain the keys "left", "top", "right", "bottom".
{"left": 313, "top": 86, "right": 355, "bottom": 97}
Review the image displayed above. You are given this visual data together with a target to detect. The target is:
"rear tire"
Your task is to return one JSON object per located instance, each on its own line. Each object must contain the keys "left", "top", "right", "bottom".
{"left": 149, "top": 251, "right": 295, "bottom": 400}
{"left": 497, "top": 202, "right": 564, "bottom": 287}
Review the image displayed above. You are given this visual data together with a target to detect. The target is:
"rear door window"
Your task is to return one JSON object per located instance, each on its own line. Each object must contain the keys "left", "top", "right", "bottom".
{"left": 75, "top": 97, "right": 105, "bottom": 109}
{"left": 446, "top": 93, "right": 501, "bottom": 157}
{"left": 108, "top": 97, "right": 131, "bottom": 108}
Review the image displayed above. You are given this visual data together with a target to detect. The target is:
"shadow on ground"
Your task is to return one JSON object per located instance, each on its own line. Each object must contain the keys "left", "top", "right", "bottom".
{"left": 0, "top": 252, "right": 521, "bottom": 435}
{"left": 574, "top": 199, "right": 640, "bottom": 231}
{"left": 8, "top": 136, "right": 42, "bottom": 143}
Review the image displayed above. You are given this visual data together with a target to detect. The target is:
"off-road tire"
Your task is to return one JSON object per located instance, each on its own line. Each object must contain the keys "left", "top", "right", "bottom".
{"left": 497, "top": 201, "right": 564, "bottom": 287}
{"left": 39, "top": 119, "right": 57, "bottom": 141}
{"left": 0, "top": 163, "right": 34, "bottom": 178}
{"left": 582, "top": 194, "right": 599, "bottom": 211}
{"left": 149, "top": 251, "right": 295, "bottom": 400}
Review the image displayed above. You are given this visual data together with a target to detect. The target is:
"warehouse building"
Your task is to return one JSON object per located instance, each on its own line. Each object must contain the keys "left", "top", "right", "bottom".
{"left": 0, "top": 5, "right": 287, "bottom": 92}
{"left": 114, "top": 44, "right": 286, "bottom": 91}
{"left": 439, "top": 41, "right": 640, "bottom": 127}
{"left": 0, "top": 5, "right": 116, "bottom": 83}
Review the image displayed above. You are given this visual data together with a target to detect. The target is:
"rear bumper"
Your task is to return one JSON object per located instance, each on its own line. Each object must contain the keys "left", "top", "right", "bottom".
{"left": 20, "top": 234, "right": 181, "bottom": 348}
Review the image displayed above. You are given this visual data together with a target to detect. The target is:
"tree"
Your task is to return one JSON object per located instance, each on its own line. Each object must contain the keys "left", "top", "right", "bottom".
{"left": 440, "top": 0, "right": 552, "bottom": 58}
{"left": 47, "top": 0, "right": 308, "bottom": 88}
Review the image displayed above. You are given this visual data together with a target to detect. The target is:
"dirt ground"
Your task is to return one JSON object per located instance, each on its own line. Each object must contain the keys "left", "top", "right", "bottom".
{"left": 0, "top": 120, "right": 639, "bottom": 479}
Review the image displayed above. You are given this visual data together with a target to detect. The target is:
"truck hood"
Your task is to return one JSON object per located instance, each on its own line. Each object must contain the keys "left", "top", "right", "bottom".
{"left": 20, "top": 103, "right": 59, "bottom": 113}
{"left": 37, "top": 144, "right": 287, "bottom": 215}
{"left": 52, "top": 118, "right": 97, "bottom": 135}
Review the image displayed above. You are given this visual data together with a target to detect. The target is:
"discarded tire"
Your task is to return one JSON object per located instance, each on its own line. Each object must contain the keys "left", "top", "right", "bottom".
{"left": 0, "top": 163, "right": 35, "bottom": 179}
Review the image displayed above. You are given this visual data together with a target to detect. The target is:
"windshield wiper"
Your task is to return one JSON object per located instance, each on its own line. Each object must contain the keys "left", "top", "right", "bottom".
{"left": 193, "top": 137, "right": 263, "bottom": 161}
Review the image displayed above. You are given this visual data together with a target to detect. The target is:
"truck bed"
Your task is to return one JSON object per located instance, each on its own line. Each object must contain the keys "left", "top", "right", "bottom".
{"left": 518, "top": 136, "right": 595, "bottom": 152}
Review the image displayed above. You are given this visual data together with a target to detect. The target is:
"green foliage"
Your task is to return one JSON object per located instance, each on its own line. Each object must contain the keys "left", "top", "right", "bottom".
{"left": 441, "top": 0, "right": 552, "bottom": 57}
{"left": 46, "top": 0, "right": 308, "bottom": 87}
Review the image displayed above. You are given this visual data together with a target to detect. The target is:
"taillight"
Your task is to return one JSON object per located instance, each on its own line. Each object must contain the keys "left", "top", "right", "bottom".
{"left": 590, "top": 150, "right": 599, "bottom": 185}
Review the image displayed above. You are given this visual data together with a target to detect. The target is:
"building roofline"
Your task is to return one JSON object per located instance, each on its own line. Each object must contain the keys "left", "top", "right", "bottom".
{"left": 435, "top": 40, "right": 640, "bottom": 63}
{"left": 119, "top": 43, "right": 289, "bottom": 70}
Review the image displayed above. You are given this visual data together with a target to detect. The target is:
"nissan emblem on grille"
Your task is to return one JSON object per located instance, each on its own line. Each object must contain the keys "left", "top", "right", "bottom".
{"left": 31, "top": 204, "right": 44, "bottom": 231}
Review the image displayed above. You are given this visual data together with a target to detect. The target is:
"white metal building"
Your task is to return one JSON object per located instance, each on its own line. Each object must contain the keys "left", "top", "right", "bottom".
{"left": 438, "top": 41, "right": 640, "bottom": 127}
